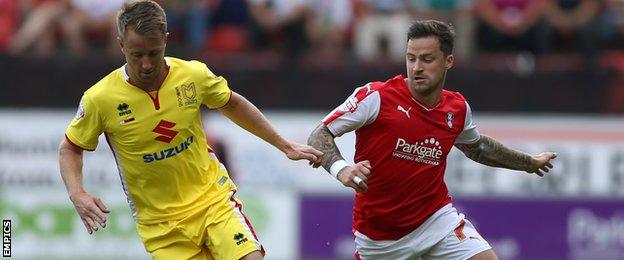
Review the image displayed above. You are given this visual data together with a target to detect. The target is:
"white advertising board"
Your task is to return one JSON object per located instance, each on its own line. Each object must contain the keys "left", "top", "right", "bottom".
{"left": 1, "top": 109, "right": 624, "bottom": 259}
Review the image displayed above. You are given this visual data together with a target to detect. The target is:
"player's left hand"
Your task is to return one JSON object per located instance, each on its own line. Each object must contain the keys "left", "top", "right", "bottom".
{"left": 527, "top": 152, "right": 558, "bottom": 176}
{"left": 284, "top": 142, "right": 323, "bottom": 167}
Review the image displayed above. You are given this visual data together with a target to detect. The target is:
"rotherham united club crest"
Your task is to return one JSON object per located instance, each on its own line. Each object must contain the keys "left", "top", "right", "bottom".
{"left": 446, "top": 112, "right": 454, "bottom": 128}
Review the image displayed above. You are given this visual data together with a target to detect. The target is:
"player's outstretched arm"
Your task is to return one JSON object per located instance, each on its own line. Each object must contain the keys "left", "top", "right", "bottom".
{"left": 454, "top": 134, "right": 558, "bottom": 176}
{"left": 307, "top": 123, "right": 344, "bottom": 169}
{"left": 59, "top": 139, "right": 110, "bottom": 234}
{"left": 218, "top": 92, "right": 322, "bottom": 163}
{"left": 308, "top": 123, "right": 371, "bottom": 192}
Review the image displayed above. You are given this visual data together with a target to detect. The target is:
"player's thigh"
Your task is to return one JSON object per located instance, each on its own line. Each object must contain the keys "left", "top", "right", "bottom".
{"left": 422, "top": 219, "right": 494, "bottom": 260}
{"left": 469, "top": 249, "right": 498, "bottom": 260}
{"left": 137, "top": 222, "right": 212, "bottom": 260}
{"left": 240, "top": 250, "right": 264, "bottom": 260}
{"left": 204, "top": 195, "right": 264, "bottom": 260}
{"left": 151, "top": 240, "right": 214, "bottom": 260}
{"left": 354, "top": 232, "right": 414, "bottom": 259}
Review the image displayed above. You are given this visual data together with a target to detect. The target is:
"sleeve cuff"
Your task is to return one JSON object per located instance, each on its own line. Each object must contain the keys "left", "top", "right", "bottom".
{"left": 65, "top": 134, "right": 95, "bottom": 151}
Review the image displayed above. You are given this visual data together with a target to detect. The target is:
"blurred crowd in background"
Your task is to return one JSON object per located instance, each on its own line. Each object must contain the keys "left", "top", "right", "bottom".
{"left": 1, "top": 0, "right": 622, "bottom": 63}
{"left": 1, "top": 0, "right": 624, "bottom": 113}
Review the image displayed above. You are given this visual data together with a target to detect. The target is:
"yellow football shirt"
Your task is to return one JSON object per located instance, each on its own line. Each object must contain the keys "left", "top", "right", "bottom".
{"left": 66, "top": 57, "right": 233, "bottom": 224}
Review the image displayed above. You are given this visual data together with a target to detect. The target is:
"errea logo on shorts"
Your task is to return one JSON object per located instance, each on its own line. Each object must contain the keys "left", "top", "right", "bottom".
{"left": 392, "top": 137, "right": 443, "bottom": 165}
{"left": 234, "top": 233, "right": 248, "bottom": 245}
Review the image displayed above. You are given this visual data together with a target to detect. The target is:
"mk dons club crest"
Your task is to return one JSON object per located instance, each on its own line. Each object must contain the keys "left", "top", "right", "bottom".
{"left": 176, "top": 83, "right": 198, "bottom": 107}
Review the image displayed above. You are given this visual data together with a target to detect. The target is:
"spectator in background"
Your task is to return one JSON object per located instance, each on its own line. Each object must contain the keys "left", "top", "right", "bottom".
{"left": 407, "top": 0, "right": 476, "bottom": 62}
{"left": 7, "top": 0, "right": 66, "bottom": 57}
{"left": 0, "top": 0, "right": 19, "bottom": 52}
{"left": 305, "top": 0, "right": 353, "bottom": 58}
{"left": 543, "top": 0, "right": 602, "bottom": 68}
{"left": 353, "top": 0, "right": 411, "bottom": 63}
{"left": 601, "top": 0, "right": 624, "bottom": 112}
{"left": 58, "top": 0, "right": 124, "bottom": 57}
{"left": 473, "top": 0, "right": 549, "bottom": 54}
{"left": 600, "top": 0, "right": 624, "bottom": 50}
{"left": 157, "top": 0, "right": 211, "bottom": 51}
{"left": 0, "top": 0, "right": 19, "bottom": 53}
{"left": 0, "top": 0, "right": 18, "bottom": 52}
{"left": 247, "top": 0, "right": 311, "bottom": 59}
{"left": 207, "top": 0, "right": 250, "bottom": 54}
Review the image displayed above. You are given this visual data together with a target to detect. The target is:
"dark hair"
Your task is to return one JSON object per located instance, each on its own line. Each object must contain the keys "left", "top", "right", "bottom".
{"left": 407, "top": 20, "right": 455, "bottom": 55}
{"left": 117, "top": 0, "right": 167, "bottom": 38}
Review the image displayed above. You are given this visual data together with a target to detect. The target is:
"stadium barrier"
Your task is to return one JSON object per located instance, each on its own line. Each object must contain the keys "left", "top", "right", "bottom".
{"left": 1, "top": 110, "right": 623, "bottom": 259}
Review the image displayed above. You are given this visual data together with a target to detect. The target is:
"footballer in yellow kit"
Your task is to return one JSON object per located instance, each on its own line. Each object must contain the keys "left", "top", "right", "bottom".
{"left": 60, "top": 2, "right": 322, "bottom": 259}
{"left": 65, "top": 57, "right": 262, "bottom": 259}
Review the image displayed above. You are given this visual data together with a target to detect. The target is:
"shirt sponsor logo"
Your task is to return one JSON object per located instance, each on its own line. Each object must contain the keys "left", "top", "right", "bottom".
{"left": 143, "top": 136, "right": 194, "bottom": 163}
{"left": 153, "top": 120, "right": 178, "bottom": 143}
{"left": 392, "top": 137, "right": 443, "bottom": 165}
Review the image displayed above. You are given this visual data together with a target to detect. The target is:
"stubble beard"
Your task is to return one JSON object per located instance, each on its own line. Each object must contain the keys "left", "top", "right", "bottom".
{"left": 410, "top": 80, "right": 437, "bottom": 96}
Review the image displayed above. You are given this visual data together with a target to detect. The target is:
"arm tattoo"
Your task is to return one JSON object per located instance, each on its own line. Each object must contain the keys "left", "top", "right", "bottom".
{"left": 307, "top": 123, "right": 345, "bottom": 173}
{"left": 455, "top": 135, "right": 533, "bottom": 172}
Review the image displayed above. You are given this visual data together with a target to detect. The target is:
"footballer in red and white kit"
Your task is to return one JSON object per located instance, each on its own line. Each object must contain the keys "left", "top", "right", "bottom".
{"left": 308, "top": 20, "right": 558, "bottom": 260}
{"left": 323, "top": 75, "right": 479, "bottom": 240}
{"left": 323, "top": 75, "right": 489, "bottom": 259}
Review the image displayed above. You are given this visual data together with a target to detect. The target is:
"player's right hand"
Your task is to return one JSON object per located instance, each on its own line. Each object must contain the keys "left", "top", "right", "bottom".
{"left": 337, "top": 160, "right": 372, "bottom": 193}
{"left": 69, "top": 192, "right": 110, "bottom": 235}
{"left": 284, "top": 142, "right": 324, "bottom": 167}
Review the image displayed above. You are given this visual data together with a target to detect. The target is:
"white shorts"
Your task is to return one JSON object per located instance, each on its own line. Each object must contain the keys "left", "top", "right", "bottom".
{"left": 354, "top": 204, "right": 492, "bottom": 260}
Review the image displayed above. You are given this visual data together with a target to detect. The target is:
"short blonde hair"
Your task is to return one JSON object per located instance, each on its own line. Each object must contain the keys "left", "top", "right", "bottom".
{"left": 117, "top": 0, "right": 167, "bottom": 38}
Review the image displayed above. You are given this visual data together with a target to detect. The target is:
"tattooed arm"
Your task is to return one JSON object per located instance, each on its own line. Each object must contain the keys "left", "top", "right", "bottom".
{"left": 454, "top": 134, "right": 557, "bottom": 176}
{"left": 307, "top": 124, "right": 344, "bottom": 170}
{"left": 308, "top": 123, "right": 371, "bottom": 192}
